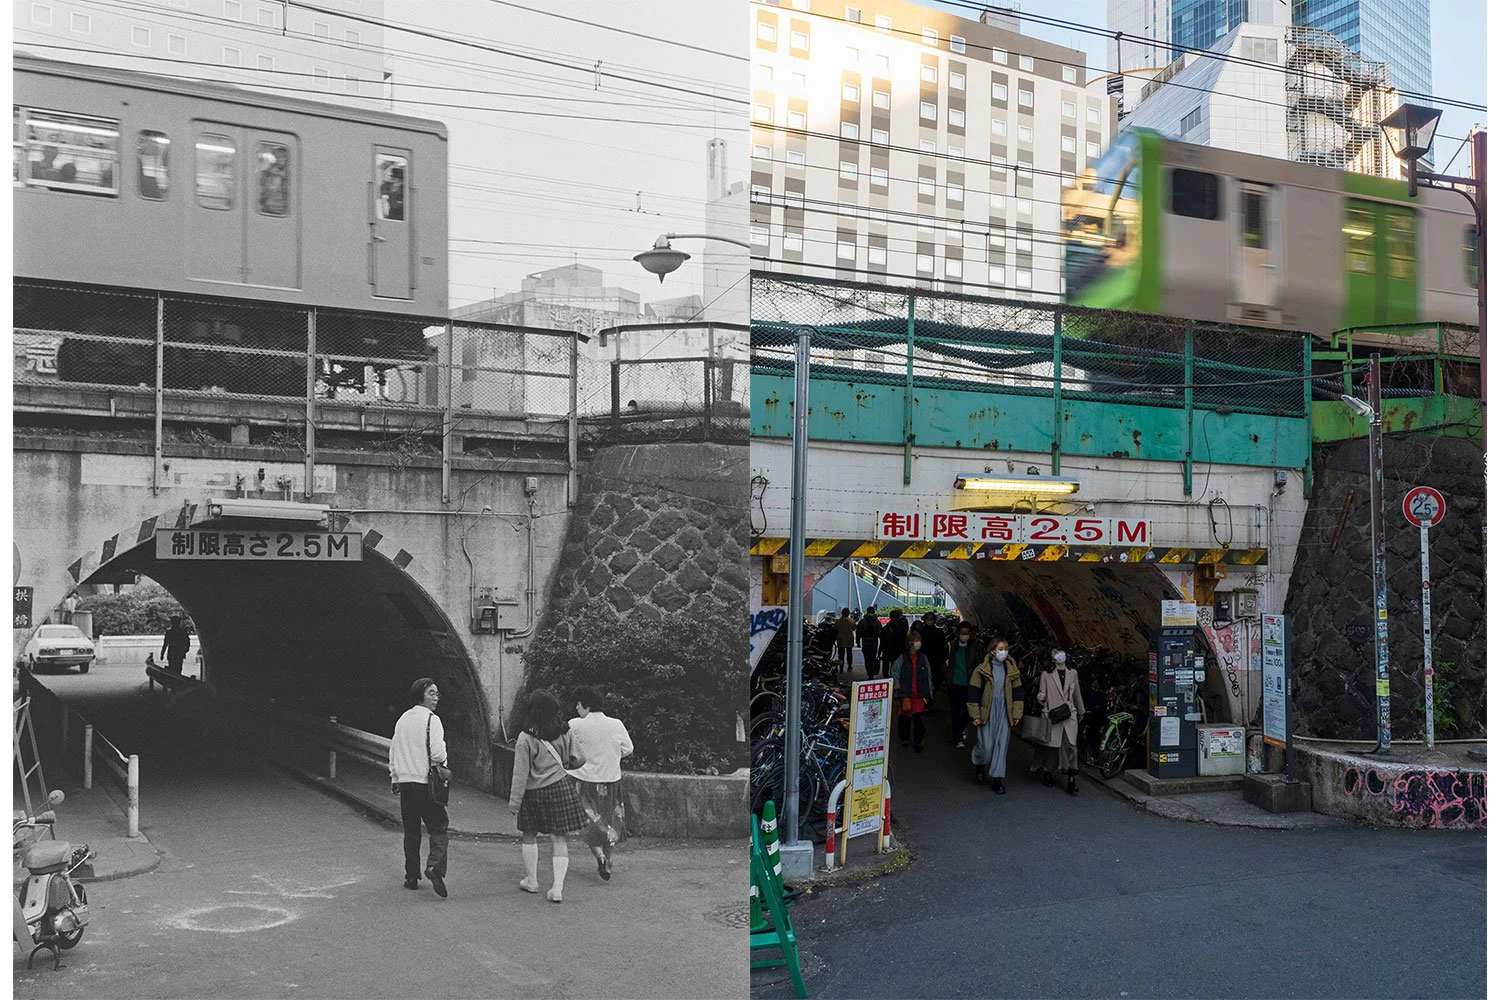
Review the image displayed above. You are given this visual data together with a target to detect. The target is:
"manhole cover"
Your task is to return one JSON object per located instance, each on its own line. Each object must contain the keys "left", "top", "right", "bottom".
{"left": 707, "top": 903, "right": 751, "bottom": 929}
{"left": 167, "top": 904, "right": 297, "bottom": 934}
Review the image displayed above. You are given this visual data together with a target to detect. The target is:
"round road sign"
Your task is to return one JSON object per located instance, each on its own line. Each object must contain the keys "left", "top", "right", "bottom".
{"left": 1402, "top": 486, "right": 1445, "bottom": 528}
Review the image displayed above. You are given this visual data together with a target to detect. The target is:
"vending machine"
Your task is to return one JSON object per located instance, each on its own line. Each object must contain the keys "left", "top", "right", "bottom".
{"left": 1147, "top": 627, "right": 1200, "bottom": 778}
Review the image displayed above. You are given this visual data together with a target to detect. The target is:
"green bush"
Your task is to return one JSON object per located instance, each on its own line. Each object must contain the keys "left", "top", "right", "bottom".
{"left": 519, "top": 607, "right": 742, "bottom": 776}
{"left": 77, "top": 584, "right": 194, "bottom": 637}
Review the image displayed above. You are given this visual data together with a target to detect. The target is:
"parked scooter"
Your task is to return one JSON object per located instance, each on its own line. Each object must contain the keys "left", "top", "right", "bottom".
{"left": 13, "top": 790, "right": 93, "bottom": 969}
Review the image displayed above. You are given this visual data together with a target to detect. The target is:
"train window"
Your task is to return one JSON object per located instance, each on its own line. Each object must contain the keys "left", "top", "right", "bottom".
{"left": 376, "top": 153, "right": 407, "bottom": 222}
{"left": 19, "top": 108, "right": 119, "bottom": 196}
{"left": 1465, "top": 226, "right": 1479, "bottom": 288}
{"left": 137, "top": 131, "right": 169, "bottom": 200}
{"left": 1170, "top": 168, "right": 1218, "bottom": 220}
{"left": 1344, "top": 202, "right": 1376, "bottom": 274}
{"left": 13, "top": 108, "right": 23, "bottom": 185}
{"left": 195, "top": 133, "right": 236, "bottom": 210}
{"left": 255, "top": 142, "right": 291, "bottom": 216}
{"left": 1241, "top": 189, "right": 1266, "bottom": 248}
{"left": 1385, "top": 208, "right": 1416, "bottom": 281}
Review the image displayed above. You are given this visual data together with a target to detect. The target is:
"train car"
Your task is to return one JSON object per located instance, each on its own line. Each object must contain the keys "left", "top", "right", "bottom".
{"left": 1061, "top": 129, "right": 1478, "bottom": 339}
{"left": 13, "top": 54, "right": 448, "bottom": 394}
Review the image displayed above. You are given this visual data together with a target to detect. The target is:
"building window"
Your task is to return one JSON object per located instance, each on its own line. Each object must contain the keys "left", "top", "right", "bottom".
{"left": 993, "top": 47, "right": 1008, "bottom": 65}
{"left": 1019, "top": 54, "right": 1034, "bottom": 71}
{"left": 837, "top": 240, "right": 856, "bottom": 261}
{"left": 1019, "top": 125, "right": 1033, "bottom": 143}
{"left": 1061, "top": 171, "right": 1076, "bottom": 188}
{"left": 1016, "top": 269, "right": 1032, "bottom": 288}
{"left": 1086, "top": 141, "right": 1100, "bottom": 160}
{"left": 1062, "top": 136, "right": 1076, "bottom": 154}
{"left": 922, "top": 27, "right": 937, "bottom": 45}
{"left": 1063, "top": 101, "right": 1076, "bottom": 118}
{"left": 919, "top": 139, "right": 936, "bottom": 153}
{"left": 844, "top": 5, "right": 861, "bottom": 21}
{"left": 758, "top": 64, "right": 774, "bottom": 84}
{"left": 757, "top": 22, "right": 776, "bottom": 43}
{"left": 168, "top": 33, "right": 186, "bottom": 54}
{"left": 1180, "top": 106, "right": 1204, "bottom": 134}
{"left": 918, "top": 177, "right": 936, "bottom": 197}
{"left": 314, "top": 66, "right": 329, "bottom": 88}
{"left": 1465, "top": 225, "right": 1479, "bottom": 287}
{"left": 792, "top": 0, "right": 809, "bottom": 8}
{"left": 992, "top": 82, "right": 1008, "bottom": 102}
{"left": 989, "top": 265, "right": 1006, "bottom": 284}
{"left": 346, "top": 29, "right": 360, "bottom": 46}
{"left": 69, "top": 11, "right": 90, "bottom": 32}
{"left": 874, "top": 90, "right": 891, "bottom": 110}
{"left": 754, "top": 104, "right": 773, "bottom": 123}
{"left": 944, "top": 258, "right": 962, "bottom": 279}
{"left": 989, "top": 232, "right": 1005, "bottom": 247}
{"left": 841, "top": 121, "right": 859, "bottom": 140}
{"left": 30, "top": 3, "right": 51, "bottom": 25}
{"left": 784, "top": 231, "right": 803, "bottom": 252}
{"left": 751, "top": 225, "right": 769, "bottom": 246}
{"left": 314, "top": 20, "right": 329, "bottom": 38}
{"left": 753, "top": 143, "right": 772, "bottom": 161}
{"left": 869, "top": 246, "right": 887, "bottom": 265}
{"left": 792, "top": 30, "right": 810, "bottom": 49}
{"left": 255, "top": 141, "right": 291, "bottom": 217}
{"left": 136, "top": 131, "right": 169, "bottom": 200}
{"left": 840, "top": 161, "right": 858, "bottom": 181}
{"left": 947, "top": 182, "right": 964, "bottom": 203}
{"left": 871, "top": 166, "right": 888, "bottom": 187}
{"left": 222, "top": 46, "right": 241, "bottom": 66}
{"left": 1017, "top": 198, "right": 1031, "bottom": 216}
{"left": 1017, "top": 231, "right": 1033, "bottom": 253}
{"left": 917, "top": 253, "right": 934, "bottom": 273}
{"left": 948, "top": 108, "right": 965, "bottom": 128}
{"left": 843, "top": 83, "right": 860, "bottom": 102}
{"left": 750, "top": 184, "right": 771, "bottom": 204}
{"left": 989, "top": 192, "right": 1006, "bottom": 210}
{"left": 258, "top": 6, "right": 275, "bottom": 26}
{"left": 876, "top": 14, "right": 892, "bottom": 32}
{"left": 950, "top": 35, "right": 966, "bottom": 54}
{"left": 1088, "top": 107, "right": 1101, "bottom": 125}
{"left": 786, "top": 192, "right": 805, "bottom": 210}
{"left": 258, "top": 55, "right": 275, "bottom": 70}
{"left": 195, "top": 133, "right": 235, "bottom": 209}
{"left": 873, "top": 128, "right": 889, "bottom": 145}
{"left": 1063, "top": 66, "right": 1078, "bottom": 84}
{"left": 921, "top": 65, "right": 938, "bottom": 84}
{"left": 787, "top": 149, "right": 806, "bottom": 167}
{"left": 991, "top": 154, "right": 1007, "bottom": 171}
{"left": 1171, "top": 168, "right": 1220, "bottom": 219}
{"left": 131, "top": 26, "right": 150, "bottom": 46}
{"left": 224, "top": 0, "right": 240, "bottom": 19}
{"left": 991, "top": 118, "right": 1007, "bottom": 137}
{"left": 876, "top": 53, "right": 890, "bottom": 73}
{"left": 791, "top": 71, "right": 807, "bottom": 90}
{"left": 920, "top": 102, "right": 937, "bottom": 121}
{"left": 344, "top": 75, "right": 359, "bottom": 93}
{"left": 950, "top": 70, "right": 966, "bottom": 91}
{"left": 787, "top": 109, "right": 807, "bottom": 129}
{"left": 1018, "top": 90, "right": 1033, "bottom": 108}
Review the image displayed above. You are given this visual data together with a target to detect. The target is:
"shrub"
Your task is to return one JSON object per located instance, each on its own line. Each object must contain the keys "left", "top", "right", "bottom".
{"left": 77, "top": 584, "right": 194, "bottom": 636}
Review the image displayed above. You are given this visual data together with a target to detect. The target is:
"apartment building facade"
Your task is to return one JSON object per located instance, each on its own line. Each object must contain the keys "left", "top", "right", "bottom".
{"left": 750, "top": 0, "right": 1115, "bottom": 300}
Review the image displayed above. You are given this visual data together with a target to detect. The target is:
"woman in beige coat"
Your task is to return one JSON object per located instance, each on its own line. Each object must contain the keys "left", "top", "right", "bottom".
{"left": 1036, "top": 646, "right": 1087, "bottom": 795}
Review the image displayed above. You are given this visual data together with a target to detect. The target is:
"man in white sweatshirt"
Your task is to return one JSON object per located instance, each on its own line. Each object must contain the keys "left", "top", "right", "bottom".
{"left": 389, "top": 677, "right": 449, "bottom": 897}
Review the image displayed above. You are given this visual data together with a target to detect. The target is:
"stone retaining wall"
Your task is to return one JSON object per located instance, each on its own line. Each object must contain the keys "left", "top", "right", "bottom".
{"left": 1300, "top": 745, "right": 1486, "bottom": 830}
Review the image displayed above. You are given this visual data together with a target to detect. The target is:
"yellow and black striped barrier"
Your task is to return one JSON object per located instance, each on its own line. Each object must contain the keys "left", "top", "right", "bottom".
{"left": 749, "top": 536, "right": 1269, "bottom": 566}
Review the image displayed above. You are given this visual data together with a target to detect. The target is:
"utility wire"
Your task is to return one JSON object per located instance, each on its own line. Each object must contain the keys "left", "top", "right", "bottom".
{"left": 485, "top": 0, "right": 749, "bottom": 62}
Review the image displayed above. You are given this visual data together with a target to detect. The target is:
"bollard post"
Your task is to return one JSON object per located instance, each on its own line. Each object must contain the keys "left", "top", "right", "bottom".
{"left": 758, "top": 800, "right": 785, "bottom": 902}
{"left": 127, "top": 755, "right": 140, "bottom": 838}
{"left": 83, "top": 725, "right": 93, "bottom": 790}
{"left": 328, "top": 717, "right": 338, "bottom": 779}
{"left": 879, "top": 779, "right": 892, "bottom": 853}
{"left": 823, "top": 779, "right": 847, "bottom": 870}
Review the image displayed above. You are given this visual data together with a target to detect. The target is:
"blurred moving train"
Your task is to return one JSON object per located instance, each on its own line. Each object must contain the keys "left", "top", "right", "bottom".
{"left": 1062, "top": 128, "right": 1479, "bottom": 338}
{"left": 14, "top": 54, "right": 448, "bottom": 396}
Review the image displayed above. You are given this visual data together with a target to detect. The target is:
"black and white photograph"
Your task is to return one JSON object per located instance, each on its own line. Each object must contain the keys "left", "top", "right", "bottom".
{"left": 10, "top": 1, "right": 750, "bottom": 996}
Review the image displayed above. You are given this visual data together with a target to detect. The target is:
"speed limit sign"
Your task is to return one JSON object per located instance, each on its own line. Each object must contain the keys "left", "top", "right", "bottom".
{"left": 1402, "top": 487, "right": 1445, "bottom": 527}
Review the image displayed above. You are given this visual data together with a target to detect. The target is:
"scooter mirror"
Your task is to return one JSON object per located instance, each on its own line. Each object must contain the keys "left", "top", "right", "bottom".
{"left": 36, "top": 812, "right": 55, "bottom": 824}
{"left": 47, "top": 790, "right": 64, "bottom": 806}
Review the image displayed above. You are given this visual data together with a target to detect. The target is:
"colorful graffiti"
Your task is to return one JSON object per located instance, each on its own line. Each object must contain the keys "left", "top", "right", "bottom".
{"left": 748, "top": 606, "right": 788, "bottom": 673}
{"left": 1342, "top": 766, "right": 1486, "bottom": 829}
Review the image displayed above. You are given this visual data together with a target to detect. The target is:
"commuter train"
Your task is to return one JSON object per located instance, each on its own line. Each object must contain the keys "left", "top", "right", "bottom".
{"left": 1062, "top": 129, "right": 1479, "bottom": 340}
{"left": 14, "top": 54, "right": 448, "bottom": 395}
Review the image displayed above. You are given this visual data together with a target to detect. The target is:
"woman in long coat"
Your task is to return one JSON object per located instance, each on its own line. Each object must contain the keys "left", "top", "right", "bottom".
{"left": 1036, "top": 646, "right": 1087, "bottom": 795}
{"left": 891, "top": 629, "right": 934, "bottom": 753}
{"left": 967, "top": 638, "right": 1024, "bottom": 794}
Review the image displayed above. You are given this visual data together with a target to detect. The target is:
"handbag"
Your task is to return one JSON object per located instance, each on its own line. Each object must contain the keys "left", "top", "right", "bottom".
{"left": 1047, "top": 703, "right": 1072, "bottom": 724}
{"left": 426, "top": 713, "right": 451, "bottom": 806}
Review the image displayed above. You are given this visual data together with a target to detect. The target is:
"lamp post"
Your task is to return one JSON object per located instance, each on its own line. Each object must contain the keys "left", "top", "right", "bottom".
{"left": 1341, "top": 361, "right": 1391, "bottom": 755}
{"left": 780, "top": 323, "right": 813, "bottom": 862}
{"left": 632, "top": 232, "right": 752, "bottom": 282}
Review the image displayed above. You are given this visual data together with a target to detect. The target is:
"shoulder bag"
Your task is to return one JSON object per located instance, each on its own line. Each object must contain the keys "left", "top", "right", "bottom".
{"left": 1046, "top": 674, "right": 1072, "bottom": 723}
{"left": 426, "top": 712, "right": 451, "bottom": 806}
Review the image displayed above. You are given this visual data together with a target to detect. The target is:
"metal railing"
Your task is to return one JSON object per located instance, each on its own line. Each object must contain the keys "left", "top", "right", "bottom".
{"left": 17, "top": 671, "right": 139, "bottom": 837}
{"left": 595, "top": 356, "right": 752, "bottom": 440}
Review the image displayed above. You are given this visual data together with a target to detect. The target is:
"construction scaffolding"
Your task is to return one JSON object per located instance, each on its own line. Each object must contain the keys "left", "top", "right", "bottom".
{"left": 1284, "top": 25, "right": 1400, "bottom": 177}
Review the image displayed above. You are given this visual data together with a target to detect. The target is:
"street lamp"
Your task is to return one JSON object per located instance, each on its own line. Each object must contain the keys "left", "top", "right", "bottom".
{"left": 1342, "top": 363, "right": 1392, "bottom": 755}
{"left": 632, "top": 232, "right": 751, "bottom": 283}
{"left": 1378, "top": 104, "right": 1442, "bottom": 198}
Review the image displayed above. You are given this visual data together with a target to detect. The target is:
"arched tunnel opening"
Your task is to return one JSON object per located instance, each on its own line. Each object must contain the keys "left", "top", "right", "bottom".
{"left": 73, "top": 521, "right": 490, "bottom": 781}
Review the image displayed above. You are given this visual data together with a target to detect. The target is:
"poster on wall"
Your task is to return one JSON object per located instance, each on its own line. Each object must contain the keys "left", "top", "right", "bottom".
{"left": 1262, "top": 614, "right": 1288, "bottom": 748}
{"left": 842, "top": 678, "right": 892, "bottom": 858}
{"left": 1161, "top": 600, "right": 1197, "bottom": 627}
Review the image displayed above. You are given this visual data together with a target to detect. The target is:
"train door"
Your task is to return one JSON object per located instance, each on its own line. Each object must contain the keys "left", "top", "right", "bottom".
{"left": 244, "top": 131, "right": 300, "bottom": 289}
{"left": 1232, "top": 181, "right": 1280, "bottom": 323}
{"left": 187, "top": 124, "right": 245, "bottom": 284}
{"left": 1344, "top": 200, "right": 1420, "bottom": 326}
{"left": 369, "top": 146, "right": 413, "bottom": 299}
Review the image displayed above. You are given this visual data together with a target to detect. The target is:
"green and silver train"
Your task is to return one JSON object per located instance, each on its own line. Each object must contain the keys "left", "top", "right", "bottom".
{"left": 1062, "top": 129, "right": 1479, "bottom": 339}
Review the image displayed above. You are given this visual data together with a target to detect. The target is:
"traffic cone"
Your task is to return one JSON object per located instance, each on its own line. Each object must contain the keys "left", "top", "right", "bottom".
{"left": 759, "top": 800, "right": 787, "bottom": 902}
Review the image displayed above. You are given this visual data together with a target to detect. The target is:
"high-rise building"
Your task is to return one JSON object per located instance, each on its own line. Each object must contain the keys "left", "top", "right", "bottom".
{"left": 704, "top": 137, "right": 751, "bottom": 327}
{"left": 12, "top": 0, "right": 392, "bottom": 110}
{"left": 1294, "top": 0, "right": 1432, "bottom": 102}
{"left": 751, "top": 0, "right": 1114, "bottom": 300}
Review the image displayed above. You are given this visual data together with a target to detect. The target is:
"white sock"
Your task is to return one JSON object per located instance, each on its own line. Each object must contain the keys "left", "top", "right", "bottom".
{"left": 551, "top": 856, "right": 569, "bottom": 894}
{"left": 521, "top": 843, "right": 538, "bottom": 884}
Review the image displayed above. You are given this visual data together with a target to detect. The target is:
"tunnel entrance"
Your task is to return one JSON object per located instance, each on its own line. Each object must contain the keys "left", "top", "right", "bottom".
{"left": 63, "top": 517, "right": 490, "bottom": 782}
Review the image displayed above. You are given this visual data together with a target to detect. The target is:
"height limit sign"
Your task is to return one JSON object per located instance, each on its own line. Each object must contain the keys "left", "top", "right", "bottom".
{"left": 1403, "top": 486, "right": 1444, "bottom": 750}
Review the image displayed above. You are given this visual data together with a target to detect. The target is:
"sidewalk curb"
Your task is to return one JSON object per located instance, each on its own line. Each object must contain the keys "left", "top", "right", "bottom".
{"left": 1081, "top": 768, "right": 1346, "bottom": 830}
{"left": 276, "top": 762, "right": 520, "bottom": 842}
{"left": 81, "top": 842, "right": 165, "bottom": 883}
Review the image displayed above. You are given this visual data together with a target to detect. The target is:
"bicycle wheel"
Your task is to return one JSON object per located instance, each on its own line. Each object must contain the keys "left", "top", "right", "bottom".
{"left": 1098, "top": 729, "right": 1128, "bottom": 780}
{"left": 747, "top": 712, "right": 783, "bottom": 746}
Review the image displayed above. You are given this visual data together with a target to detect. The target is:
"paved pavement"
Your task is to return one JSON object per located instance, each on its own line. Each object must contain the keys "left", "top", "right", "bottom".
{"left": 16, "top": 668, "right": 747, "bottom": 998}
{"left": 754, "top": 722, "right": 1486, "bottom": 1000}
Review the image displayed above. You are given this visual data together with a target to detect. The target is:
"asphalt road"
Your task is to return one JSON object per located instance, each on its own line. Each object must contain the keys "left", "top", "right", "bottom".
{"left": 754, "top": 720, "right": 1486, "bottom": 1000}
{"left": 17, "top": 668, "right": 746, "bottom": 999}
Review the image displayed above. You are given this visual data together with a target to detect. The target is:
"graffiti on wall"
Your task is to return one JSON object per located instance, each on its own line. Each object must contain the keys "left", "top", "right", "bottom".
{"left": 1342, "top": 766, "right": 1487, "bottom": 829}
{"left": 749, "top": 607, "right": 787, "bottom": 673}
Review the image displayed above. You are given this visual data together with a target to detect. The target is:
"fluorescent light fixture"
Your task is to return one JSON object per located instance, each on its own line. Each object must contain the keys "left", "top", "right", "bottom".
{"left": 1340, "top": 394, "right": 1375, "bottom": 419}
{"left": 205, "top": 498, "right": 330, "bottom": 523}
{"left": 953, "top": 474, "right": 1079, "bottom": 494}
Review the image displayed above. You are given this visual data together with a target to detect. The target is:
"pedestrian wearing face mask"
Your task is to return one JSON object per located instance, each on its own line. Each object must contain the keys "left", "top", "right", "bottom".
{"left": 878, "top": 610, "right": 908, "bottom": 679}
{"left": 892, "top": 629, "right": 934, "bottom": 753}
{"left": 1036, "top": 646, "right": 1087, "bottom": 794}
{"left": 968, "top": 639, "right": 1025, "bottom": 793}
{"left": 946, "top": 622, "right": 978, "bottom": 749}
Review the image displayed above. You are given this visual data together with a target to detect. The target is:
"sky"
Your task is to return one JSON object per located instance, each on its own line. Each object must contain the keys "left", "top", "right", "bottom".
{"left": 381, "top": 1, "right": 749, "bottom": 310}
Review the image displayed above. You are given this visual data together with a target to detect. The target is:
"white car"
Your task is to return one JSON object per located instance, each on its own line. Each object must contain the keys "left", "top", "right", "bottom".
{"left": 24, "top": 625, "right": 96, "bottom": 674}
